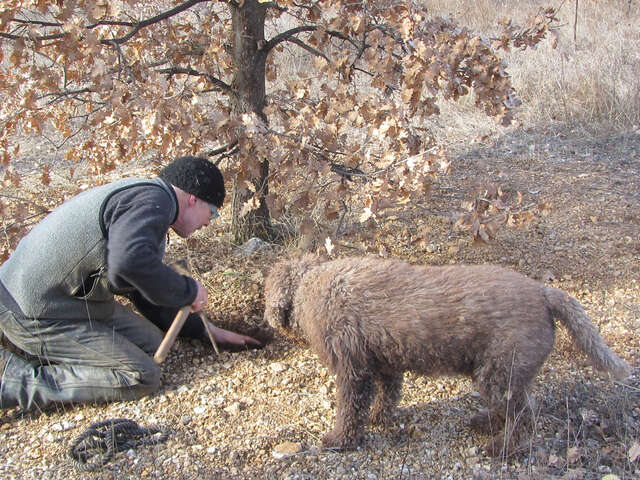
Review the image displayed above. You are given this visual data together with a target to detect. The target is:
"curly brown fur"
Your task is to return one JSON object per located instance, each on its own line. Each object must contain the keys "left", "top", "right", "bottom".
{"left": 264, "top": 255, "right": 631, "bottom": 455}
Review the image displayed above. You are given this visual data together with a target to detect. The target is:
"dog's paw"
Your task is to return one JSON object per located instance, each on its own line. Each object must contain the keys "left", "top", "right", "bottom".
{"left": 483, "top": 431, "right": 527, "bottom": 458}
{"left": 468, "top": 410, "right": 493, "bottom": 434}
{"left": 483, "top": 433, "right": 507, "bottom": 457}
{"left": 321, "top": 430, "right": 360, "bottom": 450}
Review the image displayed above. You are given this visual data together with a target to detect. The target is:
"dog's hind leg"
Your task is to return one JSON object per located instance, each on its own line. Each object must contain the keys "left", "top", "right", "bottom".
{"left": 370, "top": 372, "right": 403, "bottom": 425}
{"left": 475, "top": 343, "right": 548, "bottom": 457}
{"left": 322, "top": 368, "right": 375, "bottom": 450}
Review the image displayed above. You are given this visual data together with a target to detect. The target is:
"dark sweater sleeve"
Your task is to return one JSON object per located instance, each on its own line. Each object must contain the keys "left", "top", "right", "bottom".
{"left": 127, "top": 290, "right": 206, "bottom": 338}
{"left": 102, "top": 184, "right": 197, "bottom": 308}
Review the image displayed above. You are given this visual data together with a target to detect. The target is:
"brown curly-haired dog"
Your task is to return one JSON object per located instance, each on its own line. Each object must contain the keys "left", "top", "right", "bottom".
{"left": 264, "top": 255, "right": 630, "bottom": 455}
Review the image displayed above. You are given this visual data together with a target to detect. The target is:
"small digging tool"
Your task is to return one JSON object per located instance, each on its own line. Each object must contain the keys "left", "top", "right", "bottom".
{"left": 153, "top": 261, "right": 219, "bottom": 364}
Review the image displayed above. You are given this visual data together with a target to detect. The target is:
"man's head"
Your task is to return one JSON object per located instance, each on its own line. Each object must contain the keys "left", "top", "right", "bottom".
{"left": 159, "top": 155, "right": 225, "bottom": 208}
{"left": 159, "top": 156, "right": 225, "bottom": 237}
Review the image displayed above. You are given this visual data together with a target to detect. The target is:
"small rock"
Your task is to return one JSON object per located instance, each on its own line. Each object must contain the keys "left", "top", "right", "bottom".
{"left": 224, "top": 402, "right": 242, "bottom": 416}
{"left": 272, "top": 441, "right": 302, "bottom": 459}
{"left": 234, "top": 237, "right": 272, "bottom": 257}
{"left": 270, "top": 362, "right": 287, "bottom": 373}
{"left": 181, "top": 415, "right": 192, "bottom": 425}
{"left": 51, "top": 421, "right": 75, "bottom": 432}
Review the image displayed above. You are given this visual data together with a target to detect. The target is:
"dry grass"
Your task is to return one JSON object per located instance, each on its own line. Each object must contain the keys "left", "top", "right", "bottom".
{"left": 510, "top": 1, "right": 640, "bottom": 131}
{"left": 426, "top": 0, "right": 640, "bottom": 134}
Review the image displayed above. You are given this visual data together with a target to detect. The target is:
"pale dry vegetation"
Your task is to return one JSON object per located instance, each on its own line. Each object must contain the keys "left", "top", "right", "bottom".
{"left": 1, "top": 1, "right": 639, "bottom": 479}
{"left": 424, "top": 0, "right": 640, "bottom": 136}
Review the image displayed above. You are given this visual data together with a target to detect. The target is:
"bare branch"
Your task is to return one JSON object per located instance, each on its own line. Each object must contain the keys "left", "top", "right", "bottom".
{"left": 36, "top": 88, "right": 94, "bottom": 105}
{"left": 262, "top": 25, "right": 316, "bottom": 53}
{"left": 157, "top": 66, "right": 232, "bottom": 92}
{"left": 2, "top": 0, "right": 211, "bottom": 45}
{"left": 37, "top": 88, "right": 92, "bottom": 99}
{"left": 105, "top": 39, "right": 135, "bottom": 83}
{"left": 206, "top": 141, "right": 238, "bottom": 157}
{"left": 105, "top": 0, "right": 211, "bottom": 45}
{"left": 206, "top": 141, "right": 239, "bottom": 166}
{"left": 86, "top": 20, "right": 137, "bottom": 29}
{"left": 0, "top": 194, "right": 50, "bottom": 214}
{"left": 0, "top": 32, "right": 23, "bottom": 40}
{"left": 11, "top": 18, "right": 62, "bottom": 28}
{"left": 285, "top": 36, "right": 329, "bottom": 62}
{"left": 263, "top": 25, "right": 357, "bottom": 55}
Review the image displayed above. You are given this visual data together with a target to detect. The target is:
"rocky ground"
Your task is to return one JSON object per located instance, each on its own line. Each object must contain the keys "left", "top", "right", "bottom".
{"left": 1, "top": 126, "right": 639, "bottom": 479}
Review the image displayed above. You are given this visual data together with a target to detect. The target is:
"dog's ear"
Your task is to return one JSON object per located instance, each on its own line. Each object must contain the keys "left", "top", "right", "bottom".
{"left": 263, "top": 260, "right": 296, "bottom": 329}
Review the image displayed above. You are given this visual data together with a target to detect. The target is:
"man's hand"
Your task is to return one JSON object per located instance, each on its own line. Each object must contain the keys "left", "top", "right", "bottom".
{"left": 209, "top": 324, "right": 262, "bottom": 347}
{"left": 191, "top": 280, "right": 208, "bottom": 312}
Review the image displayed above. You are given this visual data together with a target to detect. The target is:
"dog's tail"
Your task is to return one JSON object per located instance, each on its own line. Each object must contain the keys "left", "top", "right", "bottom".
{"left": 543, "top": 286, "right": 631, "bottom": 380}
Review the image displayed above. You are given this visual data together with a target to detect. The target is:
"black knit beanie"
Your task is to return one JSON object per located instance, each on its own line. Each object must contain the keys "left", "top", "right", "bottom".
{"left": 159, "top": 156, "right": 225, "bottom": 207}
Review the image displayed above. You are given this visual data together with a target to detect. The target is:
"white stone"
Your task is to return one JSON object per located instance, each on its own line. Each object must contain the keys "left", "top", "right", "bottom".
{"left": 269, "top": 362, "right": 287, "bottom": 373}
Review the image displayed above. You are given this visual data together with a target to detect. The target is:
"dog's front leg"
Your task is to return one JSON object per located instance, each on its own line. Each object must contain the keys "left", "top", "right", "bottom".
{"left": 322, "top": 370, "right": 374, "bottom": 450}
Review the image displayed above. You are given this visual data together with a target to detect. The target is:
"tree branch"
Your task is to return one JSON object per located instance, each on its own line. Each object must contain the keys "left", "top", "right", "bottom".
{"left": 36, "top": 88, "right": 93, "bottom": 103}
{"left": 206, "top": 141, "right": 238, "bottom": 157}
{"left": 105, "top": 0, "right": 211, "bottom": 45}
{"left": 206, "top": 141, "right": 239, "bottom": 165}
{"left": 105, "top": 39, "right": 135, "bottom": 83}
{"left": 285, "top": 36, "right": 329, "bottom": 62}
{"left": 262, "top": 25, "right": 357, "bottom": 55}
{"left": 157, "top": 66, "right": 232, "bottom": 92}
{"left": 0, "top": 32, "right": 23, "bottom": 40}
{"left": 11, "top": 18, "right": 63, "bottom": 28}
{"left": 0, "top": 194, "right": 50, "bottom": 214}
{"left": 2, "top": 0, "right": 211, "bottom": 45}
{"left": 262, "top": 25, "right": 316, "bottom": 53}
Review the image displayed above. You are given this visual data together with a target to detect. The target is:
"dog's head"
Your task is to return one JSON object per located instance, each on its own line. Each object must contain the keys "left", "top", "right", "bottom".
{"left": 263, "top": 253, "right": 326, "bottom": 333}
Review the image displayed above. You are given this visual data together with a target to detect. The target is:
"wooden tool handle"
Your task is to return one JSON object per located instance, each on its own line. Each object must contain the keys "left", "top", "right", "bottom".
{"left": 153, "top": 306, "right": 191, "bottom": 364}
{"left": 201, "top": 314, "right": 220, "bottom": 355}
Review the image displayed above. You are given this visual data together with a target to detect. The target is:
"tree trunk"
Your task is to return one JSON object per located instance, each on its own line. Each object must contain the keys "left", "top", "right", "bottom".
{"left": 230, "top": 158, "right": 271, "bottom": 243}
{"left": 228, "top": 0, "right": 272, "bottom": 244}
